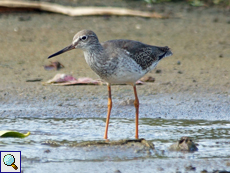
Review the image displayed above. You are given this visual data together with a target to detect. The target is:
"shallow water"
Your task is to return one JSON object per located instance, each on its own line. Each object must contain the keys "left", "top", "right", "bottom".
{"left": 1, "top": 92, "right": 230, "bottom": 172}
{"left": 1, "top": 117, "right": 230, "bottom": 164}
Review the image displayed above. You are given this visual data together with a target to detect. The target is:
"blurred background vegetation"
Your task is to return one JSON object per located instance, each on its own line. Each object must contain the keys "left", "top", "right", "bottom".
{"left": 143, "top": 0, "right": 230, "bottom": 6}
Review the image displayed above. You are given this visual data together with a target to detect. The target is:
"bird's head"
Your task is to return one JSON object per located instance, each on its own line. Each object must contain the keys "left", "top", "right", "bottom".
{"left": 48, "top": 30, "right": 99, "bottom": 59}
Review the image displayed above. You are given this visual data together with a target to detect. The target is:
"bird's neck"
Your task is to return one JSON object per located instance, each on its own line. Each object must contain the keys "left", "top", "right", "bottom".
{"left": 84, "top": 42, "right": 104, "bottom": 60}
{"left": 83, "top": 44, "right": 100, "bottom": 61}
{"left": 90, "top": 42, "right": 104, "bottom": 53}
{"left": 83, "top": 43, "right": 107, "bottom": 76}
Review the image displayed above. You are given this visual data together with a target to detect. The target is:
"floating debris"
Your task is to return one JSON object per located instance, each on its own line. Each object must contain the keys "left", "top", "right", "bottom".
{"left": 0, "top": 130, "right": 30, "bottom": 138}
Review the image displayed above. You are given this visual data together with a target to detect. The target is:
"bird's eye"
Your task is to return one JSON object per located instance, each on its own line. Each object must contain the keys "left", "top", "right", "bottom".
{"left": 81, "top": 35, "right": 88, "bottom": 41}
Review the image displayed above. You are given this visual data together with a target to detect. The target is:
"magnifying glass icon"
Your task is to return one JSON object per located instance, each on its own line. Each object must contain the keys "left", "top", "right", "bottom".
{"left": 3, "top": 154, "right": 18, "bottom": 170}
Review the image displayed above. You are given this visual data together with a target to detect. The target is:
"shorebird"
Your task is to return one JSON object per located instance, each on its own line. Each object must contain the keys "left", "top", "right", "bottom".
{"left": 48, "top": 30, "right": 172, "bottom": 139}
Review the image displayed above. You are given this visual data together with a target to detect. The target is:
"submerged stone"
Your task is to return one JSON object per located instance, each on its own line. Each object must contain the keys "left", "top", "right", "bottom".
{"left": 169, "top": 136, "right": 198, "bottom": 151}
{"left": 70, "top": 138, "right": 154, "bottom": 150}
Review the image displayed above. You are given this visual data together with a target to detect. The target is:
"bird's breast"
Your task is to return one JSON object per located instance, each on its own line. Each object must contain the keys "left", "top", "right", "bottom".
{"left": 83, "top": 51, "right": 118, "bottom": 79}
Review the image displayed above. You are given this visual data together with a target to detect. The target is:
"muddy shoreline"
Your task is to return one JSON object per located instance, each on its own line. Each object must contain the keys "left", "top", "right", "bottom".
{"left": 0, "top": 1, "right": 230, "bottom": 172}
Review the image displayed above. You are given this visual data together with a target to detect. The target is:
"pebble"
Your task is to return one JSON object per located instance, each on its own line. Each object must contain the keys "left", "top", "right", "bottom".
{"left": 200, "top": 170, "right": 208, "bottom": 173}
{"left": 155, "top": 69, "right": 162, "bottom": 73}
{"left": 185, "top": 165, "right": 196, "bottom": 171}
{"left": 140, "top": 76, "right": 155, "bottom": 82}
{"left": 44, "top": 149, "right": 51, "bottom": 153}
{"left": 18, "top": 16, "right": 31, "bottom": 21}
{"left": 213, "top": 17, "right": 219, "bottom": 23}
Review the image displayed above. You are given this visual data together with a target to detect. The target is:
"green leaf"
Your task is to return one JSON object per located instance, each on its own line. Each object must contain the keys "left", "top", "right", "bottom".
{"left": 0, "top": 131, "right": 30, "bottom": 138}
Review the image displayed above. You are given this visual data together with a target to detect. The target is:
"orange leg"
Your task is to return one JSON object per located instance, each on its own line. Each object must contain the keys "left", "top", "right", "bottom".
{"left": 133, "top": 85, "right": 139, "bottom": 139}
{"left": 104, "top": 84, "right": 112, "bottom": 139}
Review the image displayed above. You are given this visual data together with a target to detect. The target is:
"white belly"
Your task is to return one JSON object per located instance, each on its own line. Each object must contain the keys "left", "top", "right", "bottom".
{"left": 102, "top": 57, "right": 158, "bottom": 85}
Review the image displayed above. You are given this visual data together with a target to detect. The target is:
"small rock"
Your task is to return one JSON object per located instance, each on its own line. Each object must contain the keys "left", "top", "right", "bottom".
{"left": 134, "top": 149, "right": 141, "bottom": 153}
{"left": 140, "top": 76, "right": 155, "bottom": 82}
{"left": 213, "top": 17, "right": 219, "bottom": 23}
{"left": 185, "top": 165, "right": 196, "bottom": 171}
{"left": 135, "top": 24, "right": 141, "bottom": 30}
{"left": 114, "top": 170, "right": 121, "bottom": 173}
{"left": 178, "top": 71, "right": 183, "bottom": 74}
{"left": 193, "top": 79, "right": 196, "bottom": 82}
{"left": 44, "top": 149, "right": 51, "bottom": 153}
{"left": 201, "top": 170, "right": 208, "bottom": 173}
{"left": 155, "top": 69, "right": 162, "bottom": 73}
{"left": 219, "top": 54, "right": 223, "bottom": 58}
{"left": 169, "top": 136, "right": 198, "bottom": 151}
{"left": 14, "top": 27, "right": 19, "bottom": 32}
{"left": 212, "top": 170, "right": 230, "bottom": 173}
{"left": 177, "top": 61, "right": 181, "bottom": 65}
{"left": 44, "top": 61, "right": 64, "bottom": 71}
{"left": 18, "top": 16, "right": 31, "bottom": 21}
{"left": 157, "top": 167, "right": 164, "bottom": 171}
{"left": 58, "top": 103, "right": 63, "bottom": 106}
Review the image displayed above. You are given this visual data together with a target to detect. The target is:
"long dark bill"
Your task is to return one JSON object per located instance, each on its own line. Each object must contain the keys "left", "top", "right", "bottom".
{"left": 48, "top": 44, "right": 75, "bottom": 59}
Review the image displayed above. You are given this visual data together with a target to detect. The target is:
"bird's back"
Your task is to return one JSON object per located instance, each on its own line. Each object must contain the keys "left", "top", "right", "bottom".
{"left": 101, "top": 39, "right": 172, "bottom": 71}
